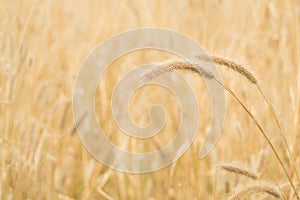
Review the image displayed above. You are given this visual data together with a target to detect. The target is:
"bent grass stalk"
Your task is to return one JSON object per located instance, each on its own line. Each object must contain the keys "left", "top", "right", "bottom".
{"left": 213, "top": 78, "right": 299, "bottom": 200}
{"left": 206, "top": 55, "right": 300, "bottom": 186}
{"left": 256, "top": 84, "right": 300, "bottom": 182}
{"left": 144, "top": 60, "right": 300, "bottom": 199}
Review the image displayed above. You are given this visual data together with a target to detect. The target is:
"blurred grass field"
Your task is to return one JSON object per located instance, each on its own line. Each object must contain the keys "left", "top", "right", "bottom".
{"left": 1, "top": 0, "right": 300, "bottom": 199}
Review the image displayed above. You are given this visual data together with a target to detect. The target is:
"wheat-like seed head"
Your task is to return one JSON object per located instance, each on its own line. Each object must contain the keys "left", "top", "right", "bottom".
{"left": 165, "top": 60, "right": 214, "bottom": 79}
{"left": 144, "top": 54, "right": 257, "bottom": 84}
{"left": 143, "top": 59, "right": 214, "bottom": 81}
{"left": 195, "top": 54, "right": 257, "bottom": 84}
{"left": 142, "top": 65, "right": 173, "bottom": 81}
{"left": 218, "top": 162, "right": 258, "bottom": 180}
{"left": 229, "top": 183, "right": 282, "bottom": 199}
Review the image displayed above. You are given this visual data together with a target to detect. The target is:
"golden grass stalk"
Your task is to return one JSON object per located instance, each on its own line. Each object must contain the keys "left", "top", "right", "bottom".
{"left": 144, "top": 59, "right": 300, "bottom": 199}
{"left": 256, "top": 84, "right": 300, "bottom": 182}
{"left": 229, "top": 183, "right": 281, "bottom": 200}
{"left": 199, "top": 54, "right": 300, "bottom": 187}
{"left": 218, "top": 162, "right": 258, "bottom": 180}
{"left": 214, "top": 78, "right": 299, "bottom": 200}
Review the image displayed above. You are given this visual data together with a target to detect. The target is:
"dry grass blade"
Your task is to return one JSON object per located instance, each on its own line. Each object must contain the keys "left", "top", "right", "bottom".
{"left": 229, "top": 183, "right": 282, "bottom": 200}
{"left": 218, "top": 162, "right": 258, "bottom": 180}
